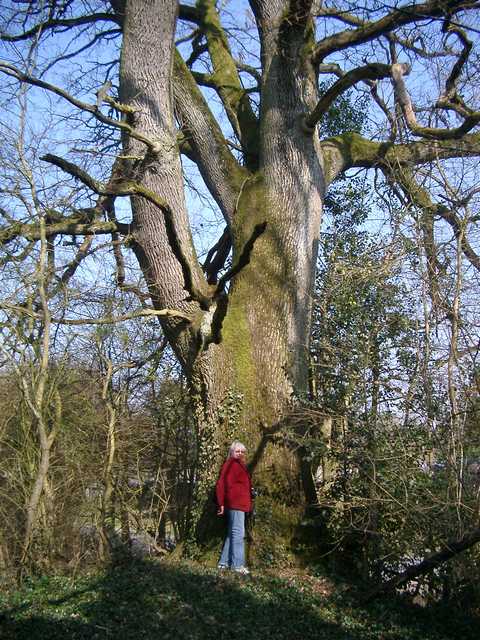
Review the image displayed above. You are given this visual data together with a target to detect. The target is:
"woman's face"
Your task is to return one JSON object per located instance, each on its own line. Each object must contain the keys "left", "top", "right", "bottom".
{"left": 232, "top": 446, "right": 246, "bottom": 460}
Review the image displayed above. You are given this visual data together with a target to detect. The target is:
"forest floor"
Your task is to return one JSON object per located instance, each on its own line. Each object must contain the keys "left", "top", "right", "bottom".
{"left": 0, "top": 557, "right": 478, "bottom": 639}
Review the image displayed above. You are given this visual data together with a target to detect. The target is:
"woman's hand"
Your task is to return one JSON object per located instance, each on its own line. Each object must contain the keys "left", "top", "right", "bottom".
{"left": 217, "top": 505, "right": 224, "bottom": 516}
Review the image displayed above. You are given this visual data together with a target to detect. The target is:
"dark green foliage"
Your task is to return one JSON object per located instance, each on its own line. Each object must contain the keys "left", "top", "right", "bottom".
{"left": 319, "top": 85, "right": 367, "bottom": 138}
{"left": 308, "top": 179, "right": 480, "bottom": 599}
{"left": 0, "top": 559, "right": 478, "bottom": 640}
{"left": 314, "top": 180, "right": 416, "bottom": 415}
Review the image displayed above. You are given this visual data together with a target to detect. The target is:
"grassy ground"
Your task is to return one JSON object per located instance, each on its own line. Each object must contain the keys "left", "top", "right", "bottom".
{"left": 0, "top": 558, "right": 478, "bottom": 640}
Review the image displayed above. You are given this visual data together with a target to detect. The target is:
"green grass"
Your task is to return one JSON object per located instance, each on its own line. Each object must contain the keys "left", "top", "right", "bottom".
{"left": 0, "top": 559, "right": 478, "bottom": 640}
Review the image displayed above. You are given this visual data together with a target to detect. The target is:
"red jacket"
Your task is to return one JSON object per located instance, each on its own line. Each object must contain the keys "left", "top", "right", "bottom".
{"left": 216, "top": 458, "right": 252, "bottom": 512}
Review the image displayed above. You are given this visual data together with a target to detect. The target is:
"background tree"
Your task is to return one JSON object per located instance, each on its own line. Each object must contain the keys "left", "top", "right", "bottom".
{"left": 309, "top": 165, "right": 480, "bottom": 600}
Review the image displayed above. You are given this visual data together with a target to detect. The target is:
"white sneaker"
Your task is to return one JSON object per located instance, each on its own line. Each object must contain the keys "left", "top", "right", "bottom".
{"left": 232, "top": 566, "right": 250, "bottom": 575}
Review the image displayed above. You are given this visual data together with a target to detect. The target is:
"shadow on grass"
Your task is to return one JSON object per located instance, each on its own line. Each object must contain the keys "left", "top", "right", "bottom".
{"left": 0, "top": 558, "right": 478, "bottom": 640}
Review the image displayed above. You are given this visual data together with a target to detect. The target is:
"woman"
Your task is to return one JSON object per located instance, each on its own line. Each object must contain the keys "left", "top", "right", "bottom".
{"left": 216, "top": 441, "right": 252, "bottom": 574}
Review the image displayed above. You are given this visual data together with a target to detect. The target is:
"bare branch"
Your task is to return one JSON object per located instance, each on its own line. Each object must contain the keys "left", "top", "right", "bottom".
{"left": 40, "top": 154, "right": 169, "bottom": 211}
{"left": 57, "top": 235, "right": 94, "bottom": 286}
{"left": 110, "top": 230, "right": 148, "bottom": 301}
{"left": 314, "top": 7, "right": 461, "bottom": 59}
{"left": 312, "top": 0, "right": 479, "bottom": 63}
{"left": 304, "top": 63, "right": 403, "bottom": 131}
{"left": 1, "top": 304, "right": 191, "bottom": 326}
{"left": 0, "top": 240, "right": 35, "bottom": 266}
{"left": 0, "top": 62, "right": 162, "bottom": 152}
{"left": 0, "top": 12, "right": 121, "bottom": 42}
{"left": 40, "top": 153, "right": 215, "bottom": 311}
{"left": 436, "top": 205, "right": 480, "bottom": 272}
{"left": 40, "top": 28, "right": 121, "bottom": 75}
{"left": 370, "top": 83, "right": 397, "bottom": 141}
{"left": 391, "top": 62, "right": 480, "bottom": 139}
{"left": 383, "top": 164, "right": 480, "bottom": 279}
{"left": 383, "top": 166, "right": 446, "bottom": 309}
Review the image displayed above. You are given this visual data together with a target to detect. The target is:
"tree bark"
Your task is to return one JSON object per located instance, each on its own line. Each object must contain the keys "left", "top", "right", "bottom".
{"left": 119, "top": 0, "right": 207, "bottom": 371}
{"left": 116, "top": 1, "right": 326, "bottom": 545}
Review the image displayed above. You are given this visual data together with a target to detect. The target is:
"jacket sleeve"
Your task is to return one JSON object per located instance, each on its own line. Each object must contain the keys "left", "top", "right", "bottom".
{"left": 215, "top": 460, "right": 230, "bottom": 507}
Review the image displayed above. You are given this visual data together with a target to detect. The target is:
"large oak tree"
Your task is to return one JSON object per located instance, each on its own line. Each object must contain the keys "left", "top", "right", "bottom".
{"left": 1, "top": 0, "right": 480, "bottom": 540}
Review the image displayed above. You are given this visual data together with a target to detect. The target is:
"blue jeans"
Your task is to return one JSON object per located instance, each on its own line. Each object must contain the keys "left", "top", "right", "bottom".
{"left": 219, "top": 509, "right": 245, "bottom": 568}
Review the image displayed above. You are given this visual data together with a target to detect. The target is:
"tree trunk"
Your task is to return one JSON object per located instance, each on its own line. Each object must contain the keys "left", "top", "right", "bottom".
{"left": 21, "top": 438, "right": 51, "bottom": 565}
{"left": 119, "top": 0, "right": 206, "bottom": 369}
{"left": 118, "top": 0, "right": 325, "bottom": 551}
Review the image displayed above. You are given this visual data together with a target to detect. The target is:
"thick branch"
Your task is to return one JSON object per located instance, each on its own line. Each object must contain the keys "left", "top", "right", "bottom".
{"left": 0, "top": 12, "right": 121, "bottom": 42}
{"left": 196, "top": 0, "right": 259, "bottom": 168}
{"left": 317, "top": 63, "right": 344, "bottom": 78}
{"left": 41, "top": 154, "right": 110, "bottom": 194}
{"left": 312, "top": 0, "right": 477, "bottom": 63}
{"left": 441, "top": 21, "right": 473, "bottom": 101}
{"left": 0, "top": 219, "right": 123, "bottom": 247}
{"left": 57, "top": 236, "right": 94, "bottom": 287}
{"left": 235, "top": 60, "right": 261, "bottom": 84}
{"left": 190, "top": 70, "right": 217, "bottom": 89}
{"left": 173, "top": 50, "right": 249, "bottom": 222}
{"left": 321, "top": 131, "right": 480, "bottom": 184}
{"left": 41, "top": 154, "right": 169, "bottom": 209}
{"left": 391, "top": 63, "right": 480, "bottom": 139}
{"left": 304, "top": 63, "right": 404, "bottom": 131}
{"left": 315, "top": 7, "right": 461, "bottom": 60}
